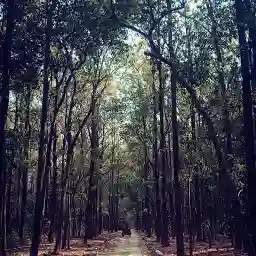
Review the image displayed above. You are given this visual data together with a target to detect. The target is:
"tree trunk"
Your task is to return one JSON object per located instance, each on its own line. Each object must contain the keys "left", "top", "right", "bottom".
{"left": 16, "top": 154, "right": 22, "bottom": 231}
{"left": 53, "top": 131, "right": 66, "bottom": 253}
{"left": 171, "top": 73, "right": 185, "bottom": 256}
{"left": 151, "top": 59, "right": 161, "bottom": 241}
{"left": 43, "top": 132, "right": 52, "bottom": 221}
{"left": 48, "top": 126, "right": 58, "bottom": 243}
{"left": 84, "top": 89, "right": 100, "bottom": 241}
{"left": 193, "top": 174, "right": 202, "bottom": 241}
{"left": 167, "top": 117, "right": 174, "bottom": 238}
{"left": 206, "top": 0, "right": 243, "bottom": 248}
{"left": 165, "top": 0, "right": 184, "bottom": 252}
{"left": 235, "top": 0, "right": 256, "bottom": 254}
{"left": 98, "top": 185, "right": 103, "bottom": 234}
{"left": 6, "top": 167, "right": 12, "bottom": 234}
{"left": 19, "top": 84, "right": 31, "bottom": 241}
{"left": 54, "top": 59, "right": 78, "bottom": 253}
{"left": 157, "top": 59, "right": 169, "bottom": 247}
{"left": 188, "top": 178, "right": 193, "bottom": 256}
{"left": 71, "top": 190, "right": 76, "bottom": 237}
{"left": 142, "top": 116, "right": 151, "bottom": 237}
{"left": 62, "top": 189, "right": 70, "bottom": 250}
{"left": 14, "top": 94, "right": 22, "bottom": 230}
{"left": 84, "top": 175, "right": 94, "bottom": 242}
{"left": 0, "top": 1, "right": 15, "bottom": 254}
{"left": 30, "top": 0, "right": 56, "bottom": 255}
{"left": 188, "top": 104, "right": 196, "bottom": 254}
{"left": 54, "top": 146, "right": 72, "bottom": 253}
{"left": 67, "top": 193, "right": 71, "bottom": 249}
{"left": 114, "top": 170, "right": 120, "bottom": 232}
{"left": 1, "top": 166, "right": 7, "bottom": 256}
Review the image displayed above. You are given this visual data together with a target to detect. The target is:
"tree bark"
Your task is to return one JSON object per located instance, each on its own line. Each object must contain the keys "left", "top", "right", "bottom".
{"left": 206, "top": 0, "right": 243, "bottom": 248}
{"left": 166, "top": 0, "right": 184, "bottom": 253}
{"left": 84, "top": 98, "right": 99, "bottom": 242}
{"left": 0, "top": 1, "right": 15, "bottom": 254}
{"left": 142, "top": 115, "right": 151, "bottom": 237}
{"left": 171, "top": 73, "right": 185, "bottom": 256}
{"left": 6, "top": 167, "right": 12, "bottom": 234}
{"left": 19, "top": 84, "right": 31, "bottom": 241}
{"left": 235, "top": 0, "right": 256, "bottom": 254}
{"left": 30, "top": 1, "right": 57, "bottom": 254}
{"left": 53, "top": 128, "right": 67, "bottom": 253}
{"left": 151, "top": 59, "right": 161, "bottom": 241}
{"left": 157, "top": 59, "right": 169, "bottom": 247}
{"left": 48, "top": 126, "right": 58, "bottom": 243}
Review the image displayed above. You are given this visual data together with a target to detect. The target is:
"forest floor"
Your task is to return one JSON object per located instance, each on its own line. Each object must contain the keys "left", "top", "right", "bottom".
{"left": 7, "top": 231, "right": 117, "bottom": 256}
{"left": 142, "top": 233, "right": 244, "bottom": 256}
{"left": 7, "top": 231, "right": 152, "bottom": 256}
{"left": 7, "top": 231, "right": 245, "bottom": 256}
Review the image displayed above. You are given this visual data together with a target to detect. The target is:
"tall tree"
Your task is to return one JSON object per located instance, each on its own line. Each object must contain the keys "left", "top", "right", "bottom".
{"left": 30, "top": 0, "right": 57, "bottom": 254}
{"left": 235, "top": 0, "right": 256, "bottom": 253}
{"left": 0, "top": 1, "right": 15, "bottom": 254}
{"left": 151, "top": 59, "right": 161, "bottom": 241}
{"left": 157, "top": 58, "right": 169, "bottom": 246}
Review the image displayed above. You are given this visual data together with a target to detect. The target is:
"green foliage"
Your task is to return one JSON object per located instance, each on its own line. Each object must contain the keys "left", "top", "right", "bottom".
{"left": 1, "top": 0, "right": 256, "bottom": 251}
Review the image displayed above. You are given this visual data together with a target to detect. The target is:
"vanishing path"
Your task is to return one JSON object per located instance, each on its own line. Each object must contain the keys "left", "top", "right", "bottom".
{"left": 99, "top": 230, "right": 151, "bottom": 256}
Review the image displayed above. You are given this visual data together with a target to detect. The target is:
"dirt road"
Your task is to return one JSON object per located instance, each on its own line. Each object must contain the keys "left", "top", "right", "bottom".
{"left": 98, "top": 230, "right": 151, "bottom": 256}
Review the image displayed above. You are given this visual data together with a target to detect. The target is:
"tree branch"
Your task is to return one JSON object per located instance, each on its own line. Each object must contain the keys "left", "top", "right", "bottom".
{"left": 145, "top": 50, "right": 226, "bottom": 172}
{"left": 120, "top": 22, "right": 149, "bottom": 38}
{"left": 149, "top": 2, "right": 186, "bottom": 36}
{"left": 70, "top": 83, "right": 108, "bottom": 151}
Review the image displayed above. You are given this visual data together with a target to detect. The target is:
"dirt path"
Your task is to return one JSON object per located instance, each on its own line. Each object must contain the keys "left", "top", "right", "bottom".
{"left": 7, "top": 231, "right": 152, "bottom": 256}
{"left": 99, "top": 230, "right": 151, "bottom": 256}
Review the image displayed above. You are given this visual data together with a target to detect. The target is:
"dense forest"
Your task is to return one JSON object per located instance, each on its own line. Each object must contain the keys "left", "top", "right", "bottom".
{"left": 0, "top": 0, "right": 256, "bottom": 255}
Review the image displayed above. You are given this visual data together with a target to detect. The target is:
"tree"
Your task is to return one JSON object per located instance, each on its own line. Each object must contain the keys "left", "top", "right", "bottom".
{"left": 235, "top": 0, "right": 256, "bottom": 253}
{"left": 0, "top": 1, "right": 16, "bottom": 254}
{"left": 2, "top": 1, "right": 256, "bottom": 255}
